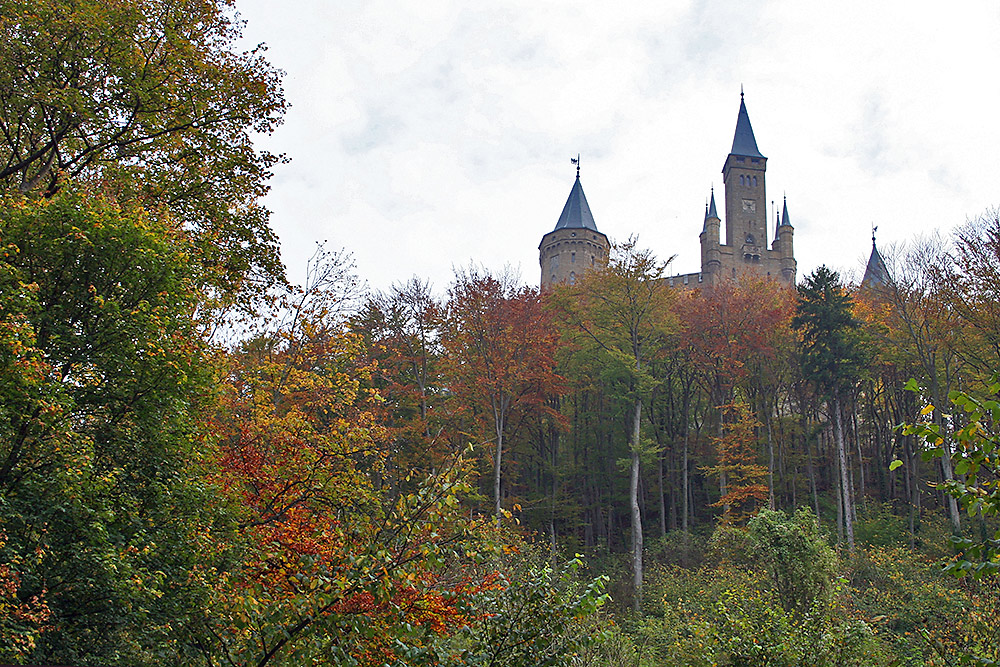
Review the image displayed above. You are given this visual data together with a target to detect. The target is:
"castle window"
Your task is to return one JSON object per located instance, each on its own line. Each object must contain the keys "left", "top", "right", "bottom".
{"left": 571, "top": 252, "right": 576, "bottom": 263}
{"left": 752, "top": 176, "right": 757, "bottom": 187}
{"left": 591, "top": 255, "right": 595, "bottom": 266}
{"left": 571, "top": 232, "right": 577, "bottom": 237}
{"left": 569, "top": 272, "right": 576, "bottom": 285}
{"left": 740, "top": 175, "right": 745, "bottom": 185}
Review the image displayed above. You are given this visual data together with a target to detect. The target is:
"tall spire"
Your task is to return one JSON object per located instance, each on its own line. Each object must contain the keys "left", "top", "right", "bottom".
{"left": 553, "top": 171, "right": 599, "bottom": 232}
{"left": 862, "top": 227, "right": 890, "bottom": 287}
{"left": 730, "top": 93, "right": 764, "bottom": 159}
{"left": 707, "top": 187, "right": 718, "bottom": 220}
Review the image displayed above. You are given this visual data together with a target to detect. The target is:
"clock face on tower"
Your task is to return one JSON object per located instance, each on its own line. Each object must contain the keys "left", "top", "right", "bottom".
{"left": 742, "top": 199, "right": 756, "bottom": 213}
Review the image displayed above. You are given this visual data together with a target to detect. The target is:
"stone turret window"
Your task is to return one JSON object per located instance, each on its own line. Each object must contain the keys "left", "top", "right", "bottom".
{"left": 752, "top": 176, "right": 757, "bottom": 187}
{"left": 569, "top": 272, "right": 576, "bottom": 285}
{"left": 571, "top": 252, "right": 576, "bottom": 263}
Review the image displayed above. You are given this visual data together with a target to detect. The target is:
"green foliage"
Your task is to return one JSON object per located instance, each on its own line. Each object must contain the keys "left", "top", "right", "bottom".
{"left": 902, "top": 379, "right": 1000, "bottom": 578}
{"left": 848, "top": 546, "right": 1000, "bottom": 666}
{"left": 746, "top": 508, "right": 837, "bottom": 614}
{"left": 792, "top": 265, "right": 867, "bottom": 396}
{"left": 0, "top": 190, "right": 231, "bottom": 664}
{"left": 642, "top": 562, "right": 885, "bottom": 667}
{"left": 450, "top": 543, "right": 610, "bottom": 667}
{"left": 0, "top": 0, "right": 287, "bottom": 295}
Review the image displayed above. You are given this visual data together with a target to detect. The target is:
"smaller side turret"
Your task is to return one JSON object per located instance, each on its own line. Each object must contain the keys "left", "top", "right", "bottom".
{"left": 700, "top": 188, "right": 722, "bottom": 283}
{"left": 774, "top": 196, "right": 796, "bottom": 285}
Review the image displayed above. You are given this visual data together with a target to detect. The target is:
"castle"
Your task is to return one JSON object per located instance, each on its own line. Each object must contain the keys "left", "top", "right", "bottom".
{"left": 539, "top": 94, "right": 797, "bottom": 289}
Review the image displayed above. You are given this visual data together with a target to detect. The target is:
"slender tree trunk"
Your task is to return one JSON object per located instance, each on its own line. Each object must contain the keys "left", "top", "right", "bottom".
{"left": 630, "top": 397, "right": 643, "bottom": 612}
{"left": 493, "top": 405, "right": 505, "bottom": 525}
{"left": 852, "top": 406, "right": 865, "bottom": 506}
{"left": 766, "top": 408, "right": 775, "bottom": 510}
{"left": 682, "top": 424, "right": 690, "bottom": 534}
{"left": 658, "top": 455, "right": 667, "bottom": 539}
{"left": 834, "top": 394, "right": 855, "bottom": 551}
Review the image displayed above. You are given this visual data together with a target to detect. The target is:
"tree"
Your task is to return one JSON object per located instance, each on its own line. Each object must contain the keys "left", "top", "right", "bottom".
{"left": 443, "top": 267, "right": 564, "bottom": 522}
{"left": 793, "top": 266, "right": 866, "bottom": 551}
{"left": 554, "top": 237, "right": 676, "bottom": 609}
{"left": 679, "top": 277, "right": 795, "bottom": 514}
{"left": 0, "top": 188, "right": 229, "bottom": 663}
{"left": 208, "top": 257, "right": 482, "bottom": 666}
{"left": 877, "top": 235, "right": 963, "bottom": 532}
{"left": 702, "top": 403, "right": 769, "bottom": 526}
{"left": 901, "top": 380, "right": 1000, "bottom": 579}
{"left": 746, "top": 508, "right": 837, "bottom": 615}
{"left": 0, "top": 0, "right": 287, "bottom": 296}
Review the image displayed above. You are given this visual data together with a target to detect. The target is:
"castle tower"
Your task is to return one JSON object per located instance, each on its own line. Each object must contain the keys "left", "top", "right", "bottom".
{"left": 694, "top": 93, "right": 796, "bottom": 287}
{"left": 539, "top": 165, "right": 610, "bottom": 289}
{"left": 722, "top": 92, "right": 768, "bottom": 257}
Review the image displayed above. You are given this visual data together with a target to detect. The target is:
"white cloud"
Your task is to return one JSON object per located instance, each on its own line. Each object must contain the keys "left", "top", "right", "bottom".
{"left": 236, "top": 0, "right": 1000, "bottom": 294}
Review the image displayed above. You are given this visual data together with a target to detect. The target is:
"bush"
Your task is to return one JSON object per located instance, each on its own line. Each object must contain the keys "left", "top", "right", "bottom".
{"left": 746, "top": 508, "right": 837, "bottom": 614}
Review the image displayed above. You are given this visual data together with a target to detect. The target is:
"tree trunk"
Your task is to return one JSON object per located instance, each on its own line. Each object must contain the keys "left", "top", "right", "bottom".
{"left": 493, "top": 406, "right": 505, "bottom": 525}
{"left": 766, "top": 408, "right": 775, "bottom": 510}
{"left": 682, "top": 424, "right": 690, "bottom": 534}
{"left": 833, "top": 394, "right": 855, "bottom": 551}
{"left": 630, "top": 397, "right": 643, "bottom": 612}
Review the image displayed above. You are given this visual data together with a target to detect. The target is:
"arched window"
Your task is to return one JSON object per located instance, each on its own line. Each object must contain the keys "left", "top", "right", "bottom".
{"left": 740, "top": 175, "right": 745, "bottom": 185}
{"left": 569, "top": 272, "right": 576, "bottom": 285}
{"left": 752, "top": 176, "right": 757, "bottom": 187}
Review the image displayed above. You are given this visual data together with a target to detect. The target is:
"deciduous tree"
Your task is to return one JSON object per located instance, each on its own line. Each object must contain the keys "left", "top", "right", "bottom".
{"left": 555, "top": 238, "right": 676, "bottom": 609}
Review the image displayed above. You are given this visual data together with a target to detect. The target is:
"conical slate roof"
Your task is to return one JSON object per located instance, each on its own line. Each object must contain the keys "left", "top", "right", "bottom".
{"left": 780, "top": 197, "right": 791, "bottom": 227}
{"left": 862, "top": 240, "right": 890, "bottom": 287}
{"left": 553, "top": 175, "right": 599, "bottom": 231}
{"left": 707, "top": 189, "right": 719, "bottom": 220}
{"left": 730, "top": 94, "right": 765, "bottom": 159}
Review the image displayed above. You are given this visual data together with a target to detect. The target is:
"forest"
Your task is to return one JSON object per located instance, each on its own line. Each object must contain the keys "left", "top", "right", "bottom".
{"left": 1, "top": 0, "right": 998, "bottom": 665}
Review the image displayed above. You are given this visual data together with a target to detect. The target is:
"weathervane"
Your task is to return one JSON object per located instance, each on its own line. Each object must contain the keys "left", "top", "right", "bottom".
{"left": 872, "top": 223, "right": 878, "bottom": 246}
{"left": 571, "top": 154, "right": 580, "bottom": 178}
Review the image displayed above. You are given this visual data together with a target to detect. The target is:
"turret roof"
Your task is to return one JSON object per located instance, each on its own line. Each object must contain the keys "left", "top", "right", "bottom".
{"left": 862, "top": 239, "right": 891, "bottom": 288}
{"left": 780, "top": 197, "right": 791, "bottom": 227}
{"left": 730, "top": 94, "right": 765, "bottom": 159}
{"left": 553, "top": 175, "right": 599, "bottom": 232}
{"left": 708, "top": 188, "right": 719, "bottom": 220}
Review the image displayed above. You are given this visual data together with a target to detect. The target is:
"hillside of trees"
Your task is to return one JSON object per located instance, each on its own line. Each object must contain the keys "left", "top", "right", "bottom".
{"left": 1, "top": 1, "right": 998, "bottom": 665}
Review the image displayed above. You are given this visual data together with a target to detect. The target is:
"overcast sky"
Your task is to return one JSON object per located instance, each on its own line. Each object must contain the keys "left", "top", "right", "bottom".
{"left": 234, "top": 0, "right": 1000, "bottom": 295}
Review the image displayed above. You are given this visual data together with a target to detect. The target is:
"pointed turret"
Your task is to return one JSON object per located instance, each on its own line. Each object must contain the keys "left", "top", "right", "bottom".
{"left": 862, "top": 233, "right": 890, "bottom": 288}
{"left": 539, "top": 164, "right": 609, "bottom": 289}
{"left": 552, "top": 175, "right": 599, "bottom": 232}
{"left": 702, "top": 187, "right": 720, "bottom": 230}
{"left": 779, "top": 196, "right": 792, "bottom": 227}
{"left": 730, "top": 92, "right": 765, "bottom": 159}
{"left": 700, "top": 187, "right": 722, "bottom": 279}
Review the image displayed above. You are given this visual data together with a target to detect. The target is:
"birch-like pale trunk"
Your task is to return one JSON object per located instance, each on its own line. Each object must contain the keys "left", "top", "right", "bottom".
{"left": 833, "top": 393, "right": 855, "bottom": 551}
{"left": 630, "top": 396, "right": 643, "bottom": 612}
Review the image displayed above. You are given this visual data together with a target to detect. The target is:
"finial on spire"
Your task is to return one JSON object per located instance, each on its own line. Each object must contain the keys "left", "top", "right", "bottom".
{"left": 741, "top": 84, "right": 744, "bottom": 100}
{"left": 570, "top": 154, "right": 580, "bottom": 178}
{"left": 872, "top": 223, "right": 878, "bottom": 247}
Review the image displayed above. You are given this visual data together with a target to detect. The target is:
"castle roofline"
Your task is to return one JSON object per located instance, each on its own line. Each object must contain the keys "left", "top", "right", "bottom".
{"left": 553, "top": 175, "right": 599, "bottom": 232}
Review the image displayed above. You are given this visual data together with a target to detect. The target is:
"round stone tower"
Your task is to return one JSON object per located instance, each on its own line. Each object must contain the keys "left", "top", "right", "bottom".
{"left": 539, "top": 167, "right": 609, "bottom": 289}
